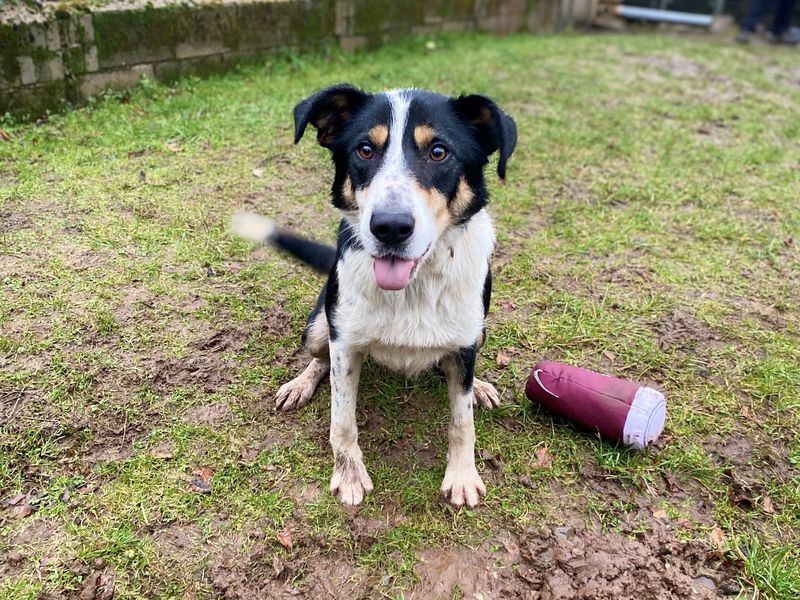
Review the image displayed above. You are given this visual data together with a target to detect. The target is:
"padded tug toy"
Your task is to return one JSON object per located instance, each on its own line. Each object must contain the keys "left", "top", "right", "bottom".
{"left": 525, "top": 361, "right": 666, "bottom": 450}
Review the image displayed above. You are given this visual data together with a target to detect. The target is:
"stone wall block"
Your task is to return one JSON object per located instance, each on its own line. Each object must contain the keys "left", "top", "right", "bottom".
{"left": 80, "top": 63, "right": 154, "bottom": 97}
{"left": 18, "top": 56, "right": 37, "bottom": 85}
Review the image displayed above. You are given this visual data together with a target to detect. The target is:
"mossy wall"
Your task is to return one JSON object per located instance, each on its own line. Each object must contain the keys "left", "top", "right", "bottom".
{"left": 0, "top": 0, "right": 556, "bottom": 120}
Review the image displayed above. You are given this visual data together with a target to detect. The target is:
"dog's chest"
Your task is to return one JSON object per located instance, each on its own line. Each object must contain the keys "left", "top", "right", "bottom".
{"left": 334, "top": 212, "right": 494, "bottom": 374}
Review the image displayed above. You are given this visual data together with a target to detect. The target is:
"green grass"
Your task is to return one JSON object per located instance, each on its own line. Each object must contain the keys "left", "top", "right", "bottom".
{"left": 1, "top": 32, "right": 799, "bottom": 598}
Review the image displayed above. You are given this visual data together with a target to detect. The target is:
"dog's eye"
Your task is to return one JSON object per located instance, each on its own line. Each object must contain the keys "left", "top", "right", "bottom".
{"left": 429, "top": 144, "right": 449, "bottom": 162}
{"left": 356, "top": 143, "right": 375, "bottom": 160}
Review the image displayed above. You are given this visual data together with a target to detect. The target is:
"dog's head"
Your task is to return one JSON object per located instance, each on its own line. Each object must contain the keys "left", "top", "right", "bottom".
{"left": 294, "top": 85, "right": 516, "bottom": 291}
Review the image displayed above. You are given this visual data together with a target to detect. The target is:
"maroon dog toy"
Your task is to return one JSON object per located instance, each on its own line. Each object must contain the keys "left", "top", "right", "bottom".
{"left": 525, "top": 361, "right": 666, "bottom": 449}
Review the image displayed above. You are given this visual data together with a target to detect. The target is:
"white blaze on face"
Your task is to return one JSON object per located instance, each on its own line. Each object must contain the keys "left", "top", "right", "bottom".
{"left": 356, "top": 90, "right": 438, "bottom": 291}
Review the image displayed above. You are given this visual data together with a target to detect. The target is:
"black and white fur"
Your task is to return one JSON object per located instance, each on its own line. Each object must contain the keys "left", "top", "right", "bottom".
{"left": 233, "top": 85, "right": 516, "bottom": 507}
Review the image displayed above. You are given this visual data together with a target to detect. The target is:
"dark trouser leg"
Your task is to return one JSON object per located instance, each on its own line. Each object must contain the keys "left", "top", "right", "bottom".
{"left": 771, "top": 0, "right": 797, "bottom": 35}
{"left": 741, "top": 0, "right": 775, "bottom": 31}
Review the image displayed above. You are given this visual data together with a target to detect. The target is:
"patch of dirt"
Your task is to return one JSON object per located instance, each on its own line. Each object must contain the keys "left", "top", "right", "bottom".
{"left": 379, "top": 437, "right": 441, "bottom": 469}
{"left": 1, "top": 517, "right": 75, "bottom": 581}
{"left": 204, "top": 529, "right": 376, "bottom": 600}
{"left": 347, "top": 515, "right": 390, "bottom": 551}
{"left": 654, "top": 309, "right": 724, "bottom": 353}
{"left": 182, "top": 401, "right": 234, "bottom": 426}
{"left": 0, "top": 208, "right": 33, "bottom": 232}
{"left": 625, "top": 55, "right": 705, "bottom": 78}
{"left": 709, "top": 436, "right": 753, "bottom": 467}
{"left": 238, "top": 156, "right": 337, "bottom": 235}
{"left": 414, "top": 527, "right": 738, "bottom": 600}
{"left": 150, "top": 326, "right": 251, "bottom": 393}
{"left": 765, "top": 65, "right": 800, "bottom": 87}
{"left": 80, "top": 443, "right": 134, "bottom": 468}
{"left": 151, "top": 523, "right": 203, "bottom": 568}
{"left": 695, "top": 119, "right": 736, "bottom": 147}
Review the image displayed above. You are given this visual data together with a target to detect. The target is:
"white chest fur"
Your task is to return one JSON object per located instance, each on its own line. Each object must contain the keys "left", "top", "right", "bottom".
{"left": 333, "top": 210, "right": 495, "bottom": 376}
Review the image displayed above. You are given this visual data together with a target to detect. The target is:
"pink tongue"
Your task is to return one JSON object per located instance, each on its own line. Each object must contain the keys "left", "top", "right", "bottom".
{"left": 373, "top": 257, "right": 415, "bottom": 290}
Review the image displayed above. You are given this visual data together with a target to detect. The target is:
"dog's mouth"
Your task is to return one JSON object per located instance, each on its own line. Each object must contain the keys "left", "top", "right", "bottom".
{"left": 373, "top": 255, "right": 419, "bottom": 291}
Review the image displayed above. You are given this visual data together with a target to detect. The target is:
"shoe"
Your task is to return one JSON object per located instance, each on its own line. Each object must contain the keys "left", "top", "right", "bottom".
{"left": 766, "top": 30, "right": 800, "bottom": 45}
{"left": 735, "top": 29, "right": 752, "bottom": 44}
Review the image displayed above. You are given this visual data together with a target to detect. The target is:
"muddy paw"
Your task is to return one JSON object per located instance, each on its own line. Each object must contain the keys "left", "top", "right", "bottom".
{"left": 275, "top": 377, "right": 316, "bottom": 411}
{"left": 330, "top": 455, "right": 373, "bottom": 506}
{"left": 441, "top": 464, "right": 486, "bottom": 507}
{"left": 473, "top": 378, "right": 500, "bottom": 409}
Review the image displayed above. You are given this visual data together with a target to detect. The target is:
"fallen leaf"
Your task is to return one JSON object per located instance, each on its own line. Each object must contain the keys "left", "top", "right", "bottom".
{"left": 240, "top": 446, "right": 260, "bottom": 463}
{"left": 516, "top": 474, "right": 535, "bottom": 489}
{"left": 534, "top": 446, "right": 553, "bottom": 469}
{"left": 498, "top": 300, "right": 516, "bottom": 312}
{"left": 188, "top": 479, "right": 212, "bottom": 494}
{"left": 6, "top": 493, "right": 27, "bottom": 506}
{"left": 12, "top": 503, "right": 35, "bottom": 519}
{"left": 188, "top": 466, "right": 214, "bottom": 494}
{"left": 194, "top": 466, "right": 213, "bottom": 482}
{"left": 664, "top": 473, "right": 680, "bottom": 492}
{"left": 496, "top": 351, "right": 512, "bottom": 368}
{"left": 272, "top": 554, "right": 285, "bottom": 578}
{"left": 0, "top": 129, "right": 11, "bottom": 142}
{"left": 602, "top": 350, "right": 616, "bottom": 363}
{"left": 710, "top": 527, "right": 726, "bottom": 550}
{"left": 276, "top": 527, "right": 293, "bottom": 550}
{"left": 478, "top": 449, "right": 503, "bottom": 470}
{"left": 79, "top": 573, "right": 101, "bottom": 600}
{"left": 79, "top": 571, "right": 108, "bottom": 600}
{"left": 763, "top": 495, "right": 775, "bottom": 514}
{"left": 252, "top": 168, "right": 264, "bottom": 178}
{"left": 149, "top": 442, "right": 174, "bottom": 460}
{"left": 652, "top": 508, "right": 668, "bottom": 520}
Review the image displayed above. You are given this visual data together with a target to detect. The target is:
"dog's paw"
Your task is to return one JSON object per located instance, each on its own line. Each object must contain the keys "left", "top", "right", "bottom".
{"left": 330, "top": 455, "right": 373, "bottom": 506}
{"left": 473, "top": 378, "right": 500, "bottom": 409}
{"left": 440, "top": 463, "right": 486, "bottom": 508}
{"left": 275, "top": 376, "right": 316, "bottom": 411}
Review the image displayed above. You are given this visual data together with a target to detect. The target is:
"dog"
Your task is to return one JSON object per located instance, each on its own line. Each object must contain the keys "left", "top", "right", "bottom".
{"left": 232, "top": 85, "right": 516, "bottom": 507}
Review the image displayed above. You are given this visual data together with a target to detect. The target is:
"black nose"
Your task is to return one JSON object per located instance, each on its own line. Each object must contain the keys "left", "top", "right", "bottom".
{"left": 370, "top": 211, "right": 415, "bottom": 246}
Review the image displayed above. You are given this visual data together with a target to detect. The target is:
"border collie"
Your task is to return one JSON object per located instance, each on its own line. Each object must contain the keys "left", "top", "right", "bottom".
{"left": 233, "top": 85, "right": 516, "bottom": 507}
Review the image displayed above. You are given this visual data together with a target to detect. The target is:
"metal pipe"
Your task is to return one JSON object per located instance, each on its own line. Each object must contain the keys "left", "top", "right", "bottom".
{"left": 615, "top": 5, "right": 714, "bottom": 27}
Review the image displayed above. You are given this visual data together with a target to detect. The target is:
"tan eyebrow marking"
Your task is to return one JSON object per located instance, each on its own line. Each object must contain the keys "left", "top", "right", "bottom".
{"left": 368, "top": 125, "right": 389, "bottom": 147}
{"left": 414, "top": 125, "right": 437, "bottom": 148}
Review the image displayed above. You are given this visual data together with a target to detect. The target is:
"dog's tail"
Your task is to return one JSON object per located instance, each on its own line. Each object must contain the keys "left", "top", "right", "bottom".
{"left": 230, "top": 212, "right": 336, "bottom": 274}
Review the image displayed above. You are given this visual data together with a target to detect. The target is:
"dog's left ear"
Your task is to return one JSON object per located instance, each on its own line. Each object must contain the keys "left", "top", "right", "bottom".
{"left": 450, "top": 95, "right": 517, "bottom": 179}
{"left": 294, "top": 84, "right": 370, "bottom": 149}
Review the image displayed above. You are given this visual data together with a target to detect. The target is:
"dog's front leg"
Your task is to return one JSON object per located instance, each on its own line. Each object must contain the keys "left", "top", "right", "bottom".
{"left": 328, "top": 342, "right": 372, "bottom": 505}
{"left": 440, "top": 345, "right": 486, "bottom": 507}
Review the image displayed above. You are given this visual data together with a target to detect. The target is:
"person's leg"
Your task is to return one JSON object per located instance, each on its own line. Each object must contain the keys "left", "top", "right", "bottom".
{"left": 740, "top": 0, "right": 775, "bottom": 32}
{"left": 770, "top": 0, "right": 797, "bottom": 35}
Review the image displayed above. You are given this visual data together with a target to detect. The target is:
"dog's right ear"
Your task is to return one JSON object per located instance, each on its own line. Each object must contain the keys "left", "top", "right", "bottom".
{"left": 294, "top": 84, "right": 370, "bottom": 149}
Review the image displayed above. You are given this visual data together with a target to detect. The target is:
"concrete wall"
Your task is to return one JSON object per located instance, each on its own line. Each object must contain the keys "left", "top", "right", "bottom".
{"left": 0, "top": 0, "right": 559, "bottom": 119}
